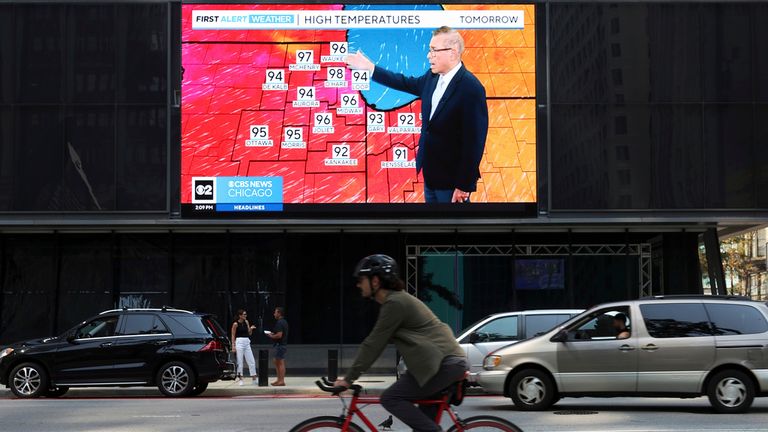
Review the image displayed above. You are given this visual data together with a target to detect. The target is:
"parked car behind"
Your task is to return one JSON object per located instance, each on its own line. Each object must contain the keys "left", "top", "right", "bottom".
{"left": 0, "top": 307, "right": 234, "bottom": 398}
{"left": 478, "top": 296, "right": 768, "bottom": 413}
{"left": 398, "top": 309, "right": 582, "bottom": 383}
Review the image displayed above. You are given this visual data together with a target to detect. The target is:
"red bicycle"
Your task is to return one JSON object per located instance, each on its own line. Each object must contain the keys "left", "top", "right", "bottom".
{"left": 289, "top": 377, "right": 522, "bottom": 431}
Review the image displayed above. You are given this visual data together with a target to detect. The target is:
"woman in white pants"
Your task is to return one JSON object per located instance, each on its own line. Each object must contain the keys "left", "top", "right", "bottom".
{"left": 230, "top": 309, "right": 257, "bottom": 385}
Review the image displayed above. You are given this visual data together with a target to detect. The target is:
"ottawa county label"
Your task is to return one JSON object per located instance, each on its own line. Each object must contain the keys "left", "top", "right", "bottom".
{"left": 245, "top": 139, "right": 274, "bottom": 147}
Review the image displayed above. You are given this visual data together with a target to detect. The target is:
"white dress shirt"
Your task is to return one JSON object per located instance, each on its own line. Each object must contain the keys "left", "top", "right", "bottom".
{"left": 429, "top": 62, "right": 463, "bottom": 120}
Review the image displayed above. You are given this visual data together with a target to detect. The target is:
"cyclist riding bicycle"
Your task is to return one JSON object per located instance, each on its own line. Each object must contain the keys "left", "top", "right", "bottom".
{"left": 334, "top": 254, "right": 468, "bottom": 432}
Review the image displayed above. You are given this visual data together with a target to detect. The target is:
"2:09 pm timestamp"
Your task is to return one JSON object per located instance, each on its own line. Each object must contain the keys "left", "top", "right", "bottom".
{"left": 195, "top": 204, "right": 214, "bottom": 210}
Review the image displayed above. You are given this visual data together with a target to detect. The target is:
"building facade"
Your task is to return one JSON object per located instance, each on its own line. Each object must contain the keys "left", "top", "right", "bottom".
{"left": 1, "top": 1, "right": 767, "bottom": 349}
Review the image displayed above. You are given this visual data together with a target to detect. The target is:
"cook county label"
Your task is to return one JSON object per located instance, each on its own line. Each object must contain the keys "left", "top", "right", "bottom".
{"left": 212, "top": 176, "right": 283, "bottom": 211}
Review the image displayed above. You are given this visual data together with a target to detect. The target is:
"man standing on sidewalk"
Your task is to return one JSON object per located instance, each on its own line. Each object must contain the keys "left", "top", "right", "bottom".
{"left": 267, "top": 306, "right": 288, "bottom": 386}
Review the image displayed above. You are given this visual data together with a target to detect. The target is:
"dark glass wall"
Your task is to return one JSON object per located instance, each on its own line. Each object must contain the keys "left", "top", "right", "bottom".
{"left": 549, "top": 3, "right": 768, "bottom": 210}
{"left": 0, "top": 3, "right": 169, "bottom": 211}
{"left": 0, "top": 231, "right": 702, "bottom": 345}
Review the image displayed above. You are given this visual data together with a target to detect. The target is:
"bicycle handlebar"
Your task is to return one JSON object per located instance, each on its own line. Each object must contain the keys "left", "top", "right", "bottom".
{"left": 316, "top": 377, "right": 363, "bottom": 396}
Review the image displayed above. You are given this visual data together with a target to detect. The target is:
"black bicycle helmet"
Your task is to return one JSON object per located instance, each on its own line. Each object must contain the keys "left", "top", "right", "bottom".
{"left": 352, "top": 254, "right": 399, "bottom": 280}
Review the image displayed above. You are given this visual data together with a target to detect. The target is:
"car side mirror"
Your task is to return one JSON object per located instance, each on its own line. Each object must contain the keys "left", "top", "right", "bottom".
{"left": 469, "top": 332, "right": 482, "bottom": 344}
{"left": 550, "top": 330, "right": 567, "bottom": 343}
{"left": 66, "top": 334, "right": 77, "bottom": 344}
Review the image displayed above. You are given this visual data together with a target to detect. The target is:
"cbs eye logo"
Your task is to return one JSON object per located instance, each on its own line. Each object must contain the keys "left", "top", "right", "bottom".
{"left": 192, "top": 177, "right": 216, "bottom": 203}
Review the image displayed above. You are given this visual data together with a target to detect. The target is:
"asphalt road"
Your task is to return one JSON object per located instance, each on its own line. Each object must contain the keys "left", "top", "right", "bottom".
{"left": 1, "top": 395, "right": 767, "bottom": 431}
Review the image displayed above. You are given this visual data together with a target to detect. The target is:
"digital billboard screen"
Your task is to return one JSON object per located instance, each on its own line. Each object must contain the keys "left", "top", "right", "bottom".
{"left": 181, "top": 3, "right": 536, "bottom": 216}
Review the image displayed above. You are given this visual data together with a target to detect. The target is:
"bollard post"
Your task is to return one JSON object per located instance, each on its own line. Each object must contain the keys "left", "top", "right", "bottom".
{"left": 328, "top": 349, "right": 338, "bottom": 381}
{"left": 258, "top": 349, "right": 269, "bottom": 387}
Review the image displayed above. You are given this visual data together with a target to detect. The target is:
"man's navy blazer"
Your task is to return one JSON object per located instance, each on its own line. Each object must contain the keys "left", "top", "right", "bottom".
{"left": 372, "top": 64, "right": 489, "bottom": 192}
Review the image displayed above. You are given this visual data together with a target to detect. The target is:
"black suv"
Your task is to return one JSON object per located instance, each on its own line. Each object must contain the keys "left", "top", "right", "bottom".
{"left": 0, "top": 307, "right": 234, "bottom": 398}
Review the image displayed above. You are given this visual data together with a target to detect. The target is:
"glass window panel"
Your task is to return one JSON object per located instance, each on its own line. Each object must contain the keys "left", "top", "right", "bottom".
{"left": 172, "top": 234, "right": 228, "bottom": 320}
{"left": 0, "top": 106, "right": 12, "bottom": 211}
{"left": 525, "top": 314, "right": 572, "bottom": 339}
{"left": 11, "top": 106, "right": 65, "bottom": 210}
{"left": 0, "top": 236, "right": 57, "bottom": 342}
{"left": 77, "top": 315, "right": 119, "bottom": 338}
{"left": 16, "top": 4, "right": 65, "bottom": 103}
{"left": 119, "top": 314, "right": 168, "bottom": 335}
{"left": 476, "top": 316, "right": 518, "bottom": 342}
{"left": 58, "top": 234, "right": 113, "bottom": 332}
{"left": 700, "top": 105, "right": 754, "bottom": 208}
{"left": 0, "top": 6, "right": 14, "bottom": 104}
{"left": 640, "top": 303, "right": 712, "bottom": 338}
{"left": 756, "top": 105, "right": 768, "bottom": 208}
{"left": 116, "top": 106, "right": 167, "bottom": 210}
{"left": 117, "top": 234, "right": 169, "bottom": 307}
{"left": 68, "top": 5, "right": 116, "bottom": 103}
{"left": 116, "top": 4, "right": 168, "bottom": 103}
{"left": 63, "top": 107, "right": 117, "bottom": 210}
{"left": 705, "top": 304, "right": 768, "bottom": 335}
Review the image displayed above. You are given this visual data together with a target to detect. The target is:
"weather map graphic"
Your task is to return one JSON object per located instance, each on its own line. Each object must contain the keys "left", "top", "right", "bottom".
{"left": 181, "top": 3, "right": 536, "bottom": 213}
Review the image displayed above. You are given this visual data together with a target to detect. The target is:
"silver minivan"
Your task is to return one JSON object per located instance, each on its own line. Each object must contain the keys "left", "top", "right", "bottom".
{"left": 478, "top": 296, "right": 768, "bottom": 413}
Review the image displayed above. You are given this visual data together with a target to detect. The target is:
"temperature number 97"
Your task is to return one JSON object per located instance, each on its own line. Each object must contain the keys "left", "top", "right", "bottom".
{"left": 296, "top": 50, "right": 314, "bottom": 64}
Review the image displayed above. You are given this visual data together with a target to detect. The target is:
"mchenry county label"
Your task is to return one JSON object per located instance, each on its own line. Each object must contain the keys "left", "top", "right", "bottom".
{"left": 289, "top": 63, "right": 321, "bottom": 71}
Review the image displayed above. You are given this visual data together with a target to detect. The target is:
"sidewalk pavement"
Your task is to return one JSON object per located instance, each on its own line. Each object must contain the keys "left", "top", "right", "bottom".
{"left": 0, "top": 375, "right": 398, "bottom": 398}
{"left": 0, "top": 375, "right": 487, "bottom": 398}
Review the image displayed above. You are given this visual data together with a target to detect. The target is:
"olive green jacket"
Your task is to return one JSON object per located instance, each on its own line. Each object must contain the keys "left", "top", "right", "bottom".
{"left": 345, "top": 290, "right": 464, "bottom": 387}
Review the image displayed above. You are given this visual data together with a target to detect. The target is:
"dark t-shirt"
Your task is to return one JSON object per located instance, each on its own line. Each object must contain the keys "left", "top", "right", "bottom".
{"left": 273, "top": 318, "right": 288, "bottom": 345}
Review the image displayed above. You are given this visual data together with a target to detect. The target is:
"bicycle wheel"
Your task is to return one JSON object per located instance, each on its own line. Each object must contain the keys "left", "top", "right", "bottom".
{"left": 447, "top": 415, "right": 523, "bottom": 432}
{"left": 289, "top": 416, "right": 365, "bottom": 432}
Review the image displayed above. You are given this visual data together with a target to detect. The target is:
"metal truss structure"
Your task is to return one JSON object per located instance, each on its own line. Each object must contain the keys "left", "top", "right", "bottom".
{"left": 406, "top": 243, "right": 653, "bottom": 298}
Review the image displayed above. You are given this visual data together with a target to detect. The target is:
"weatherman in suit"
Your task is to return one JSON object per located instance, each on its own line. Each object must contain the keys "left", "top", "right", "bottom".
{"left": 345, "top": 26, "right": 489, "bottom": 203}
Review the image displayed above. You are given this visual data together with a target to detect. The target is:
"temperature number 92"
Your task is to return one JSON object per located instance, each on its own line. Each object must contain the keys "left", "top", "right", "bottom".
{"left": 332, "top": 144, "right": 350, "bottom": 159}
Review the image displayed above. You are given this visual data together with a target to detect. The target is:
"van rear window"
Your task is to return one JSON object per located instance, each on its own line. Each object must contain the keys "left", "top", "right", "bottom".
{"left": 705, "top": 304, "right": 768, "bottom": 335}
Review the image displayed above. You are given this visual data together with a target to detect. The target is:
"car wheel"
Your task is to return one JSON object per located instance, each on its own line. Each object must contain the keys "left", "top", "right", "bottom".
{"left": 707, "top": 369, "right": 755, "bottom": 414}
{"left": 189, "top": 382, "right": 209, "bottom": 396}
{"left": 45, "top": 386, "right": 69, "bottom": 398}
{"left": 10, "top": 362, "right": 49, "bottom": 398}
{"left": 157, "top": 361, "right": 196, "bottom": 397}
{"left": 508, "top": 369, "right": 556, "bottom": 411}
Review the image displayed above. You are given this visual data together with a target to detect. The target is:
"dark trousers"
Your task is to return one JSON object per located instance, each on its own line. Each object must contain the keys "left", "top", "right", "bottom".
{"left": 380, "top": 356, "right": 468, "bottom": 432}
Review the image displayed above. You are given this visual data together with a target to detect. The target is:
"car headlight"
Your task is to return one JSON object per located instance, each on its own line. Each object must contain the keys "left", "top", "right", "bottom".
{"left": 483, "top": 355, "right": 502, "bottom": 370}
{"left": 0, "top": 347, "right": 14, "bottom": 359}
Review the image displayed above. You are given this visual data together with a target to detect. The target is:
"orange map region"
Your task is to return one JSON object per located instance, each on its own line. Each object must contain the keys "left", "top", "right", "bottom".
{"left": 181, "top": 4, "right": 536, "bottom": 204}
